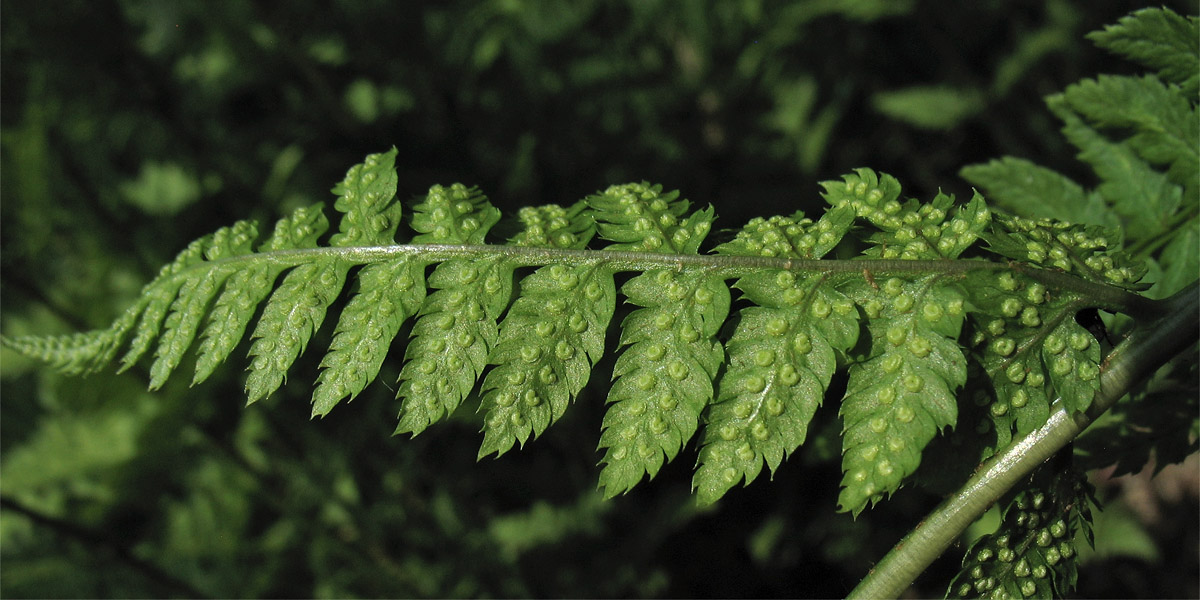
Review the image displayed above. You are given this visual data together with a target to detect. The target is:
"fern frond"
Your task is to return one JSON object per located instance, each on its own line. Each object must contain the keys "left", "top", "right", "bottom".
{"left": 474, "top": 202, "right": 602, "bottom": 455}
{"left": 193, "top": 204, "right": 329, "bottom": 384}
{"left": 837, "top": 274, "right": 968, "bottom": 515}
{"left": 390, "top": 184, "right": 502, "bottom": 431}
{"left": 693, "top": 208, "right": 857, "bottom": 504}
{"left": 2, "top": 149, "right": 1174, "bottom": 515}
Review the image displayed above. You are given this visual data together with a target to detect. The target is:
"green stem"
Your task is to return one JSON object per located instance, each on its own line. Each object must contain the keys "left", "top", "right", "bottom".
{"left": 847, "top": 280, "right": 1199, "bottom": 600}
{"left": 184, "top": 242, "right": 1156, "bottom": 314}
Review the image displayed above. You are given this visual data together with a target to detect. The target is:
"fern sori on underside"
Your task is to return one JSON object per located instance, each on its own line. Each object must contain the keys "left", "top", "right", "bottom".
{"left": 959, "top": 6, "right": 1198, "bottom": 462}
{"left": 947, "top": 462, "right": 1095, "bottom": 599}
{"left": 2, "top": 146, "right": 1161, "bottom": 516}
{"left": 5, "top": 9, "right": 1196, "bottom": 599}
{"left": 6, "top": 8, "right": 1191, "bottom": 518}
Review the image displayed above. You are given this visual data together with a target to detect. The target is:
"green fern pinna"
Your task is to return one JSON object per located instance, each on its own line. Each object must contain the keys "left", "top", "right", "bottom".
{"left": 5, "top": 6, "right": 1197, "bottom": 599}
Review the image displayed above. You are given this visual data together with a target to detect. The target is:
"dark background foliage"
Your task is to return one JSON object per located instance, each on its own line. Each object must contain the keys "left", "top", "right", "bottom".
{"left": 1, "top": 0, "right": 1194, "bottom": 597}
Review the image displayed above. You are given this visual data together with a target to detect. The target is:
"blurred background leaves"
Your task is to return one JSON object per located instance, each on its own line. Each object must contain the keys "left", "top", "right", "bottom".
{"left": 1, "top": 0, "right": 1195, "bottom": 597}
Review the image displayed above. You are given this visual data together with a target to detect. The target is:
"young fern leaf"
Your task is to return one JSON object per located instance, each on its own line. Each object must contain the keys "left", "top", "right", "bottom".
{"left": 589, "top": 184, "right": 728, "bottom": 497}
{"left": 474, "top": 202, "right": 605, "bottom": 457}
{"left": 393, "top": 184, "right": 503, "bottom": 435}
{"left": 692, "top": 206, "right": 857, "bottom": 505}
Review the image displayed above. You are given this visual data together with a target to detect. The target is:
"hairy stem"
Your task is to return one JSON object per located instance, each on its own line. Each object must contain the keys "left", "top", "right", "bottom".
{"left": 847, "top": 280, "right": 1199, "bottom": 599}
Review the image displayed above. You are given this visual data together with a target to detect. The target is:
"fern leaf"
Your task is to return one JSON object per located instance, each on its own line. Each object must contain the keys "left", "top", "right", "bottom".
{"left": 1, "top": 330, "right": 119, "bottom": 376}
{"left": 1059, "top": 74, "right": 1198, "bottom": 192}
{"left": 410, "top": 183, "right": 502, "bottom": 245}
{"left": 117, "top": 236, "right": 215, "bottom": 373}
{"left": 476, "top": 203, "right": 603, "bottom": 455}
{"left": 1048, "top": 94, "right": 1188, "bottom": 241}
{"left": 312, "top": 259, "right": 425, "bottom": 415}
{"left": 838, "top": 275, "right": 968, "bottom": 515}
{"left": 394, "top": 185, "right": 505, "bottom": 434}
{"left": 328, "top": 147, "right": 404, "bottom": 247}
{"left": 148, "top": 220, "right": 260, "bottom": 389}
{"left": 244, "top": 261, "right": 350, "bottom": 404}
{"left": 395, "top": 259, "right": 506, "bottom": 433}
{"left": 959, "top": 157, "right": 1115, "bottom": 228}
{"left": 479, "top": 263, "right": 614, "bottom": 457}
{"left": 947, "top": 467, "right": 1094, "bottom": 599}
{"left": 311, "top": 149, "right": 415, "bottom": 414}
{"left": 586, "top": 183, "right": 727, "bottom": 496}
{"left": 984, "top": 212, "right": 1147, "bottom": 290}
{"left": 1087, "top": 7, "right": 1200, "bottom": 99}
{"left": 0, "top": 220, "right": 253, "bottom": 375}
{"left": 822, "top": 168, "right": 990, "bottom": 260}
{"left": 962, "top": 271, "right": 1101, "bottom": 452}
{"left": 587, "top": 182, "right": 713, "bottom": 254}
{"left": 819, "top": 168, "right": 904, "bottom": 228}
{"left": 709, "top": 206, "right": 855, "bottom": 260}
{"left": 193, "top": 204, "right": 329, "bottom": 384}
{"left": 693, "top": 208, "right": 856, "bottom": 504}
{"left": 247, "top": 147, "right": 402, "bottom": 405}
{"left": 599, "top": 269, "right": 728, "bottom": 496}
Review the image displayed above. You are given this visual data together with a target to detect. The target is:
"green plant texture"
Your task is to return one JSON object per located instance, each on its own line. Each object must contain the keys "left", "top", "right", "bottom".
{"left": 2, "top": 3, "right": 1197, "bottom": 599}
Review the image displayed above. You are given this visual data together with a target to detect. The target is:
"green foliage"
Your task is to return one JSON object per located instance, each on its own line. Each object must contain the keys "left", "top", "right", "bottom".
{"left": 947, "top": 464, "right": 1094, "bottom": 599}
{"left": 871, "top": 85, "right": 986, "bottom": 131}
{"left": 2, "top": 3, "right": 1197, "bottom": 599}
{"left": 962, "top": 8, "right": 1198, "bottom": 303}
{"left": 694, "top": 208, "right": 855, "bottom": 504}
{"left": 1086, "top": 7, "right": 1199, "bottom": 98}
{"left": 0, "top": 143, "right": 1170, "bottom": 520}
